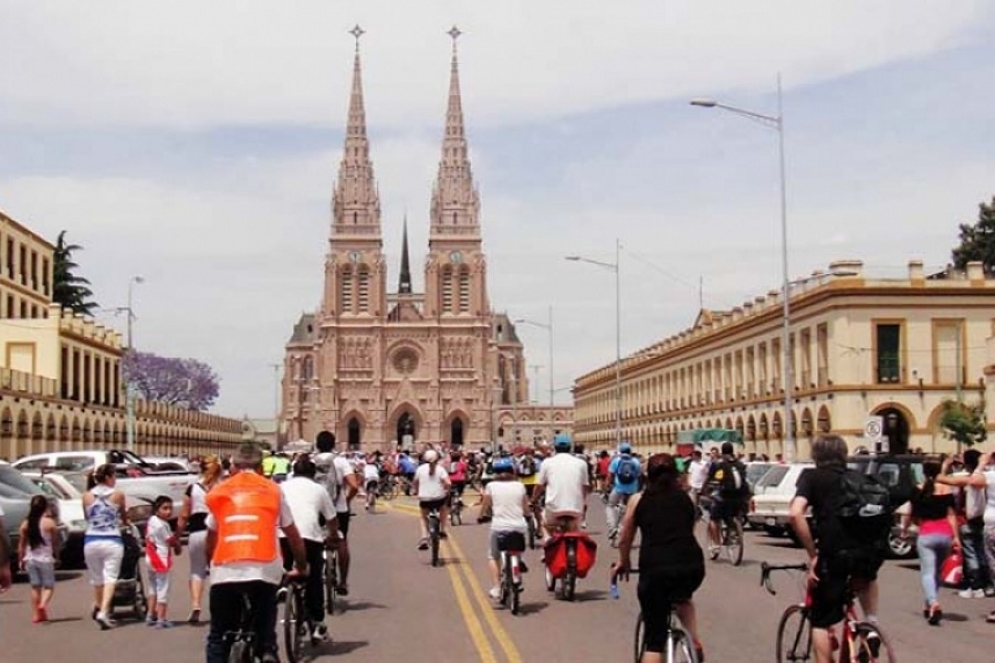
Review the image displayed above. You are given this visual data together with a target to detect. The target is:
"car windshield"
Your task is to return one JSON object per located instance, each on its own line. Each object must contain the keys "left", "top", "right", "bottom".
{"left": 54, "top": 456, "right": 96, "bottom": 472}
{"left": 0, "top": 465, "right": 45, "bottom": 496}
{"left": 757, "top": 465, "right": 789, "bottom": 488}
{"left": 59, "top": 472, "right": 89, "bottom": 494}
{"left": 40, "top": 478, "right": 74, "bottom": 500}
{"left": 746, "top": 463, "right": 773, "bottom": 484}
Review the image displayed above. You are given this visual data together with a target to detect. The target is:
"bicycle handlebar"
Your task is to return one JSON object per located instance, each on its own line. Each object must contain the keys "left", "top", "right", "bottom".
{"left": 759, "top": 562, "right": 809, "bottom": 596}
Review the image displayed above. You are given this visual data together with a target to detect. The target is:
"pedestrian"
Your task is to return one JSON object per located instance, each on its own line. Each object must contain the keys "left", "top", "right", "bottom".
{"left": 17, "top": 495, "right": 61, "bottom": 623}
{"left": 176, "top": 455, "right": 223, "bottom": 624}
{"left": 615, "top": 453, "right": 706, "bottom": 663}
{"left": 952, "top": 450, "right": 992, "bottom": 598}
{"left": 145, "top": 495, "right": 180, "bottom": 628}
{"left": 83, "top": 463, "right": 129, "bottom": 630}
{"left": 903, "top": 461, "right": 959, "bottom": 625}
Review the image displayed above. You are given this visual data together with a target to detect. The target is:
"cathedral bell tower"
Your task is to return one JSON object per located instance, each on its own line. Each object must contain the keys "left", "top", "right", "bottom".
{"left": 323, "top": 26, "right": 386, "bottom": 322}
{"left": 425, "top": 27, "right": 489, "bottom": 320}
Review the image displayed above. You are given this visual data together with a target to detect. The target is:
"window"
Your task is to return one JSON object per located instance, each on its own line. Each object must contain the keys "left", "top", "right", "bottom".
{"left": 933, "top": 320, "right": 964, "bottom": 384}
{"left": 458, "top": 268, "right": 470, "bottom": 313}
{"left": 6, "top": 237, "right": 12, "bottom": 278}
{"left": 441, "top": 267, "right": 454, "bottom": 313}
{"left": 357, "top": 267, "right": 370, "bottom": 313}
{"left": 30, "top": 250, "right": 37, "bottom": 290}
{"left": 18, "top": 244, "right": 26, "bottom": 284}
{"left": 816, "top": 324, "right": 829, "bottom": 387}
{"left": 340, "top": 269, "right": 353, "bottom": 313}
{"left": 876, "top": 323, "right": 902, "bottom": 383}
{"left": 19, "top": 299, "right": 26, "bottom": 318}
{"left": 41, "top": 257, "right": 49, "bottom": 295}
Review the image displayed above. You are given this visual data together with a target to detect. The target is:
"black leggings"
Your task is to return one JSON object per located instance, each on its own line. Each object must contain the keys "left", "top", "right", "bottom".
{"left": 637, "top": 565, "right": 704, "bottom": 653}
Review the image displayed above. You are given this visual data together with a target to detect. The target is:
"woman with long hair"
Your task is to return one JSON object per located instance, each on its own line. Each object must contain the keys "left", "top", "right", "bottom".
{"left": 902, "top": 460, "right": 959, "bottom": 625}
{"left": 83, "top": 463, "right": 129, "bottom": 629}
{"left": 176, "top": 455, "right": 223, "bottom": 624}
{"left": 616, "top": 453, "right": 706, "bottom": 663}
{"left": 17, "top": 495, "right": 61, "bottom": 623}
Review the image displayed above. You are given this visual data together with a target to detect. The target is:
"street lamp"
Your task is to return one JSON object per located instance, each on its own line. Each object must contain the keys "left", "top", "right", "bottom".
{"left": 124, "top": 275, "right": 144, "bottom": 452}
{"left": 691, "top": 76, "right": 795, "bottom": 461}
{"left": 566, "top": 239, "right": 622, "bottom": 449}
{"left": 515, "top": 305, "right": 556, "bottom": 440}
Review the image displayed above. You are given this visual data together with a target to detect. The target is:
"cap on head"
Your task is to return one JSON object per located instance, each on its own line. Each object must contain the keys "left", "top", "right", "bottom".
{"left": 553, "top": 433, "right": 572, "bottom": 451}
{"left": 721, "top": 442, "right": 735, "bottom": 456}
{"left": 424, "top": 449, "right": 439, "bottom": 463}
{"left": 619, "top": 442, "right": 632, "bottom": 454}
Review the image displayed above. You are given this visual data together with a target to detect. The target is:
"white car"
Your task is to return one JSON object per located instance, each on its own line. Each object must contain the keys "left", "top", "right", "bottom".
{"left": 748, "top": 463, "right": 813, "bottom": 536}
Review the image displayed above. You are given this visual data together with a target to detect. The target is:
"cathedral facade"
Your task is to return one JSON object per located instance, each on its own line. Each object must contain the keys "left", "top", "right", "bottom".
{"left": 280, "top": 34, "right": 537, "bottom": 452}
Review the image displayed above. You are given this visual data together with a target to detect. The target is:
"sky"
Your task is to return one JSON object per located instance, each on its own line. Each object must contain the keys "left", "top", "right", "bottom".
{"left": 1, "top": 1, "right": 994, "bottom": 418}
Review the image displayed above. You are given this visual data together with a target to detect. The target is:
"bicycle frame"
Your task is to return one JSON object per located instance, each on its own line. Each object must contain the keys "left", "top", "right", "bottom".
{"left": 613, "top": 568, "right": 698, "bottom": 663}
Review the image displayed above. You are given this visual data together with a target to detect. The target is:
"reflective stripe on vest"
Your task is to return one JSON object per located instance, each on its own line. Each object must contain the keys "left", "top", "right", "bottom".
{"left": 206, "top": 472, "right": 281, "bottom": 565}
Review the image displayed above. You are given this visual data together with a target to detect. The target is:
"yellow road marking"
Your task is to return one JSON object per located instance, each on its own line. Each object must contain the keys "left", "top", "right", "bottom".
{"left": 446, "top": 533, "right": 524, "bottom": 663}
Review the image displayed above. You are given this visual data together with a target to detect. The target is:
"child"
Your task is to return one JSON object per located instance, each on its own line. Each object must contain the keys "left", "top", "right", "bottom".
{"left": 145, "top": 495, "right": 181, "bottom": 628}
{"left": 18, "top": 495, "right": 61, "bottom": 623}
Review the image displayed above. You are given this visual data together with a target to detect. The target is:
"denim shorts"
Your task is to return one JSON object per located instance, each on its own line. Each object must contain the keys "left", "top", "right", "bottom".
{"left": 26, "top": 560, "right": 56, "bottom": 589}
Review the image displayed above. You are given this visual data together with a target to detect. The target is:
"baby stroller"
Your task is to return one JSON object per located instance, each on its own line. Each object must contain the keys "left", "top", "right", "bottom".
{"left": 110, "top": 525, "right": 149, "bottom": 620}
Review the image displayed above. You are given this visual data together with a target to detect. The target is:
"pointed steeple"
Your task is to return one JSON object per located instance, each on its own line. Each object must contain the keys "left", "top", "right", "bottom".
{"left": 331, "top": 25, "right": 381, "bottom": 239}
{"left": 398, "top": 215, "right": 412, "bottom": 294}
{"left": 430, "top": 26, "right": 480, "bottom": 238}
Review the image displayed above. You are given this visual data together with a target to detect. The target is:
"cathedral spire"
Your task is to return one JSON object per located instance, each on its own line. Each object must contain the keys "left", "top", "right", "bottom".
{"left": 331, "top": 25, "right": 381, "bottom": 240}
{"left": 430, "top": 26, "right": 480, "bottom": 238}
{"left": 399, "top": 214, "right": 412, "bottom": 294}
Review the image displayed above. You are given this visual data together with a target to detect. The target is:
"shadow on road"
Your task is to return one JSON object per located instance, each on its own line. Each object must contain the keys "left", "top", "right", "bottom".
{"left": 45, "top": 617, "right": 83, "bottom": 624}
{"left": 342, "top": 600, "right": 387, "bottom": 612}
{"left": 325, "top": 640, "right": 369, "bottom": 655}
{"left": 517, "top": 601, "right": 549, "bottom": 616}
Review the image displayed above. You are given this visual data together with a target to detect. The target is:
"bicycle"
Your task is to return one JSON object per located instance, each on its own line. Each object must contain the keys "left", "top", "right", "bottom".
{"left": 427, "top": 504, "right": 443, "bottom": 567}
{"left": 449, "top": 487, "right": 464, "bottom": 527}
{"left": 378, "top": 474, "right": 399, "bottom": 501}
{"left": 700, "top": 497, "right": 744, "bottom": 566}
{"left": 611, "top": 568, "right": 699, "bottom": 663}
{"left": 525, "top": 505, "right": 540, "bottom": 550}
{"left": 761, "top": 562, "right": 895, "bottom": 663}
{"left": 543, "top": 515, "right": 581, "bottom": 601}
{"left": 496, "top": 531, "right": 526, "bottom": 615}
{"left": 323, "top": 543, "right": 339, "bottom": 615}
{"left": 224, "top": 589, "right": 261, "bottom": 663}
{"left": 365, "top": 480, "right": 378, "bottom": 512}
{"left": 280, "top": 574, "right": 317, "bottom": 663}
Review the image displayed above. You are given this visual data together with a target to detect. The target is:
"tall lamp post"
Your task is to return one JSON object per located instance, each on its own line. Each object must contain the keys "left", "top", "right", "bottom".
{"left": 691, "top": 76, "right": 794, "bottom": 460}
{"left": 566, "top": 239, "right": 622, "bottom": 449}
{"left": 515, "top": 305, "right": 555, "bottom": 442}
{"left": 123, "top": 275, "right": 144, "bottom": 452}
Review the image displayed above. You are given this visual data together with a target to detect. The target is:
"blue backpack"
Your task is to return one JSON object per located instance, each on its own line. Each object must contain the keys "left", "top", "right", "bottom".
{"left": 616, "top": 457, "right": 639, "bottom": 485}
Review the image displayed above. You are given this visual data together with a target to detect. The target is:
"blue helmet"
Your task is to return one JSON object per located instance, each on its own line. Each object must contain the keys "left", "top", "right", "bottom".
{"left": 493, "top": 457, "right": 515, "bottom": 473}
{"left": 619, "top": 442, "right": 632, "bottom": 454}
{"left": 553, "top": 433, "right": 572, "bottom": 451}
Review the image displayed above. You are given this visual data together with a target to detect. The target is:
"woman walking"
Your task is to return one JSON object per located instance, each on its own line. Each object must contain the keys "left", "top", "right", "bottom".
{"left": 615, "top": 453, "right": 706, "bottom": 663}
{"left": 902, "top": 460, "right": 959, "bottom": 625}
{"left": 17, "top": 495, "right": 61, "bottom": 623}
{"left": 83, "top": 463, "right": 129, "bottom": 630}
{"left": 176, "top": 455, "right": 222, "bottom": 624}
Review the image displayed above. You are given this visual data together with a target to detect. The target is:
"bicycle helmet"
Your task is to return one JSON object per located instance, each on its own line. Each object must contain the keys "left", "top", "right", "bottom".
{"left": 553, "top": 433, "right": 572, "bottom": 452}
{"left": 493, "top": 457, "right": 515, "bottom": 474}
{"left": 618, "top": 441, "right": 632, "bottom": 454}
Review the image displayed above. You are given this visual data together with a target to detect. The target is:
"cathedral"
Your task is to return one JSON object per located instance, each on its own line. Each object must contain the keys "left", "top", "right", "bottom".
{"left": 280, "top": 29, "right": 541, "bottom": 452}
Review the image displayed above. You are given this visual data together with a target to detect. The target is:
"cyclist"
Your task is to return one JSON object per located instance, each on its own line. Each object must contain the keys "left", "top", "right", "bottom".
{"left": 279, "top": 456, "right": 339, "bottom": 643}
{"left": 313, "top": 431, "right": 358, "bottom": 597}
{"left": 703, "top": 442, "right": 750, "bottom": 553}
{"left": 414, "top": 449, "right": 451, "bottom": 549}
{"left": 205, "top": 442, "right": 308, "bottom": 663}
{"left": 363, "top": 453, "right": 380, "bottom": 511}
{"left": 615, "top": 453, "right": 705, "bottom": 663}
{"left": 448, "top": 450, "right": 469, "bottom": 502}
{"left": 480, "top": 456, "right": 529, "bottom": 599}
{"left": 263, "top": 451, "right": 291, "bottom": 483}
{"left": 606, "top": 442, "right": 641, "bottom": 540}
{"left": 535, "top": 433, "right": 589, "bottom": 542}
{"left": 788, "top": 435, "right": 883, "bottom": 663}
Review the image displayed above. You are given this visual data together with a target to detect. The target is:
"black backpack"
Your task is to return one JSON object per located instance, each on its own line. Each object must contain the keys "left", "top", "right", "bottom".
{"left": 718, "top": 460, "right": 749, "bottom": 498}
{"left": 833, "top": 469, "right": 893, "bottom": 544}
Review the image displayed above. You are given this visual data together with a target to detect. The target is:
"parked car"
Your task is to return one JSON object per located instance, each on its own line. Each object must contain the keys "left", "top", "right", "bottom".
{"left": 142, "top": 456, "right": 194, "bottom": 473}
{"left": 748, "top": 462, "right": 813, "bottom": 536}
{"left": 0, "top": 464, "right": 50, "bottom": 572}
{"left": 745, "top": 461, "right": 775, "bottom": 491}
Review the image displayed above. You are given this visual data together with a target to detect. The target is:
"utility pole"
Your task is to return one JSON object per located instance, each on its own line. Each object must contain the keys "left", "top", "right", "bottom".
{"left": 271, "top": 363, "right": 282, "bottom": 450}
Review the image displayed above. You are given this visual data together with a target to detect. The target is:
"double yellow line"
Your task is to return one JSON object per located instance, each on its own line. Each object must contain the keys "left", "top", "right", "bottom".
{"left": 388, "top": 501, "right": 522, "bottom": 663}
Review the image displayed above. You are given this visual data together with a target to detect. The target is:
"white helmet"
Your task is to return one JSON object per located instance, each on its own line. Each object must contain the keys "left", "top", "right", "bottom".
{"left": 424, "top": 449, "right": 439, "bottom": 463}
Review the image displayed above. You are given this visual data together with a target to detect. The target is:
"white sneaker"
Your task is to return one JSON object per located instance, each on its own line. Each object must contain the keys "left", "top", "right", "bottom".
{"left": 958, "top": 588, "right": 985, "bottom": 599}
{"left": 488, "top": 586, "right": 501, "bottom": 600}
{"left": 311, "top": 623, "right": 330, "bottom": 643}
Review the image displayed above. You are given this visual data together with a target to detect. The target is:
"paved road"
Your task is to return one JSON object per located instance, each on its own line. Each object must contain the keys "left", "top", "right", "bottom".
{"left": 2, "top": 493, "right": 994, "bottom": 662}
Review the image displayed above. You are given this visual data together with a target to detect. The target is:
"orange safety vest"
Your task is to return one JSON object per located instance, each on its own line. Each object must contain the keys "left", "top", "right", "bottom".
{"left": 206, "top": 470, "right": 281, "bottom": 565}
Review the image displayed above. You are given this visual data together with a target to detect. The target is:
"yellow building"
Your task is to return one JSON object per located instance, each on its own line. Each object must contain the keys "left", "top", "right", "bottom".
{"left": 574, "top": 260, "right": 995, "bottom": 458}
{"left": 0, "top": 210, "right": 54, "bottom": 321}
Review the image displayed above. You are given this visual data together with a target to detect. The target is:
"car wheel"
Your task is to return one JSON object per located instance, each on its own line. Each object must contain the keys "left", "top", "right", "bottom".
{"left": 888, "top": 530, "right": 915, "bottom": 559}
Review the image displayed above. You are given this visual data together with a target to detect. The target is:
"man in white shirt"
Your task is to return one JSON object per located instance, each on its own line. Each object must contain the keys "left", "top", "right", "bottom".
{"left": 687, "top": 449, "right": 711, "bottom": 506}
{"left": 535, "top": 434, "right": 590, "bottom": 541}
{"left": 413, "top": 449, "right": 451, "bottom": 549}
{"left": 280, "top": 457, "right": 339, "bottom": 642}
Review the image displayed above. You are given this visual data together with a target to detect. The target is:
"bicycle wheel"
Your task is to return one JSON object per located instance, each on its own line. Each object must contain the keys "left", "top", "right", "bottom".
{"left": 670, "top": 630, "right": 700, "bottom": 663}
{"left": 228, "top": 640, "right": 251, "bottom": 663}
{"left": 633, "top": 613, "right": 645, "bottom": 663}
{"left": 527, "top": 518, "right": 536, "bottom": 550}
{"left": 842, "top": 621, "right": 896, "bottom": 663}
{"left": 430, "top": 517, "right": 441, "bottom": 567}
{"left": 282, "top": 588, "right": 304, "bottom": 663}
{"left": 544, "top": 564, "right": 556, "bottom": 592}
{"left": 775, "top": 604, "right": 812, "bottom": 663}
{"left": 324, "top": 551, "right": 338, "bottom": 615}
{"left": 724, "top": 518, "right": 744, "bottom": 567}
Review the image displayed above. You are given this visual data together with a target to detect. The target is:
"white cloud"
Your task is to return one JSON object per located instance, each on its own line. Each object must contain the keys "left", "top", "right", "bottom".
{"left": 0, "top": 1, "right": 987, "bottom": 129}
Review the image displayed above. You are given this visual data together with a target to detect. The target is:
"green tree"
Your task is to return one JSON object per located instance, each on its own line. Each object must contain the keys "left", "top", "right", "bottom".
{"left": 52, "top": 230, "right": 98, "bottom": 315}
{"left": 952, "top": 196, "right": 995, "bottom": 274}
{"left": 938, "top": 398, "right": 987, "bottom": 449}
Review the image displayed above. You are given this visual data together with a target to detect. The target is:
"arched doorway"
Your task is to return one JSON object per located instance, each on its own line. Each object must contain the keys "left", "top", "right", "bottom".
{"left": 347, "top": 417, "right": 361, "bottom": 451}
{"left": 875, "top": 407, "right": 910, "bottom": 454}
{"left": 397, "top": 412, "right": 416, "bottom": 449}
{"left": 450, "top": 418, "right": 465, "bottom": 449}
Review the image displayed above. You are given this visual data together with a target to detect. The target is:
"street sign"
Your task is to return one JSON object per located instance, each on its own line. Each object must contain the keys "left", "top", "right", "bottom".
{"left": 864, "top": 415, "right": 886, "bottom": 452}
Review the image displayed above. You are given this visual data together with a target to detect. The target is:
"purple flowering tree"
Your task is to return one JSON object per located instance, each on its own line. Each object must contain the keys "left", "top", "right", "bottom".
{"left": 122, "top": 350, "right": 220, "bottom": 411}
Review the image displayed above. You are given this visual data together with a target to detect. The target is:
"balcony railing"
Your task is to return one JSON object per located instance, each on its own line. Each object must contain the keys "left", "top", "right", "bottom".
{"left": 0, "top": 367, "right": 59, "bottom": 398}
